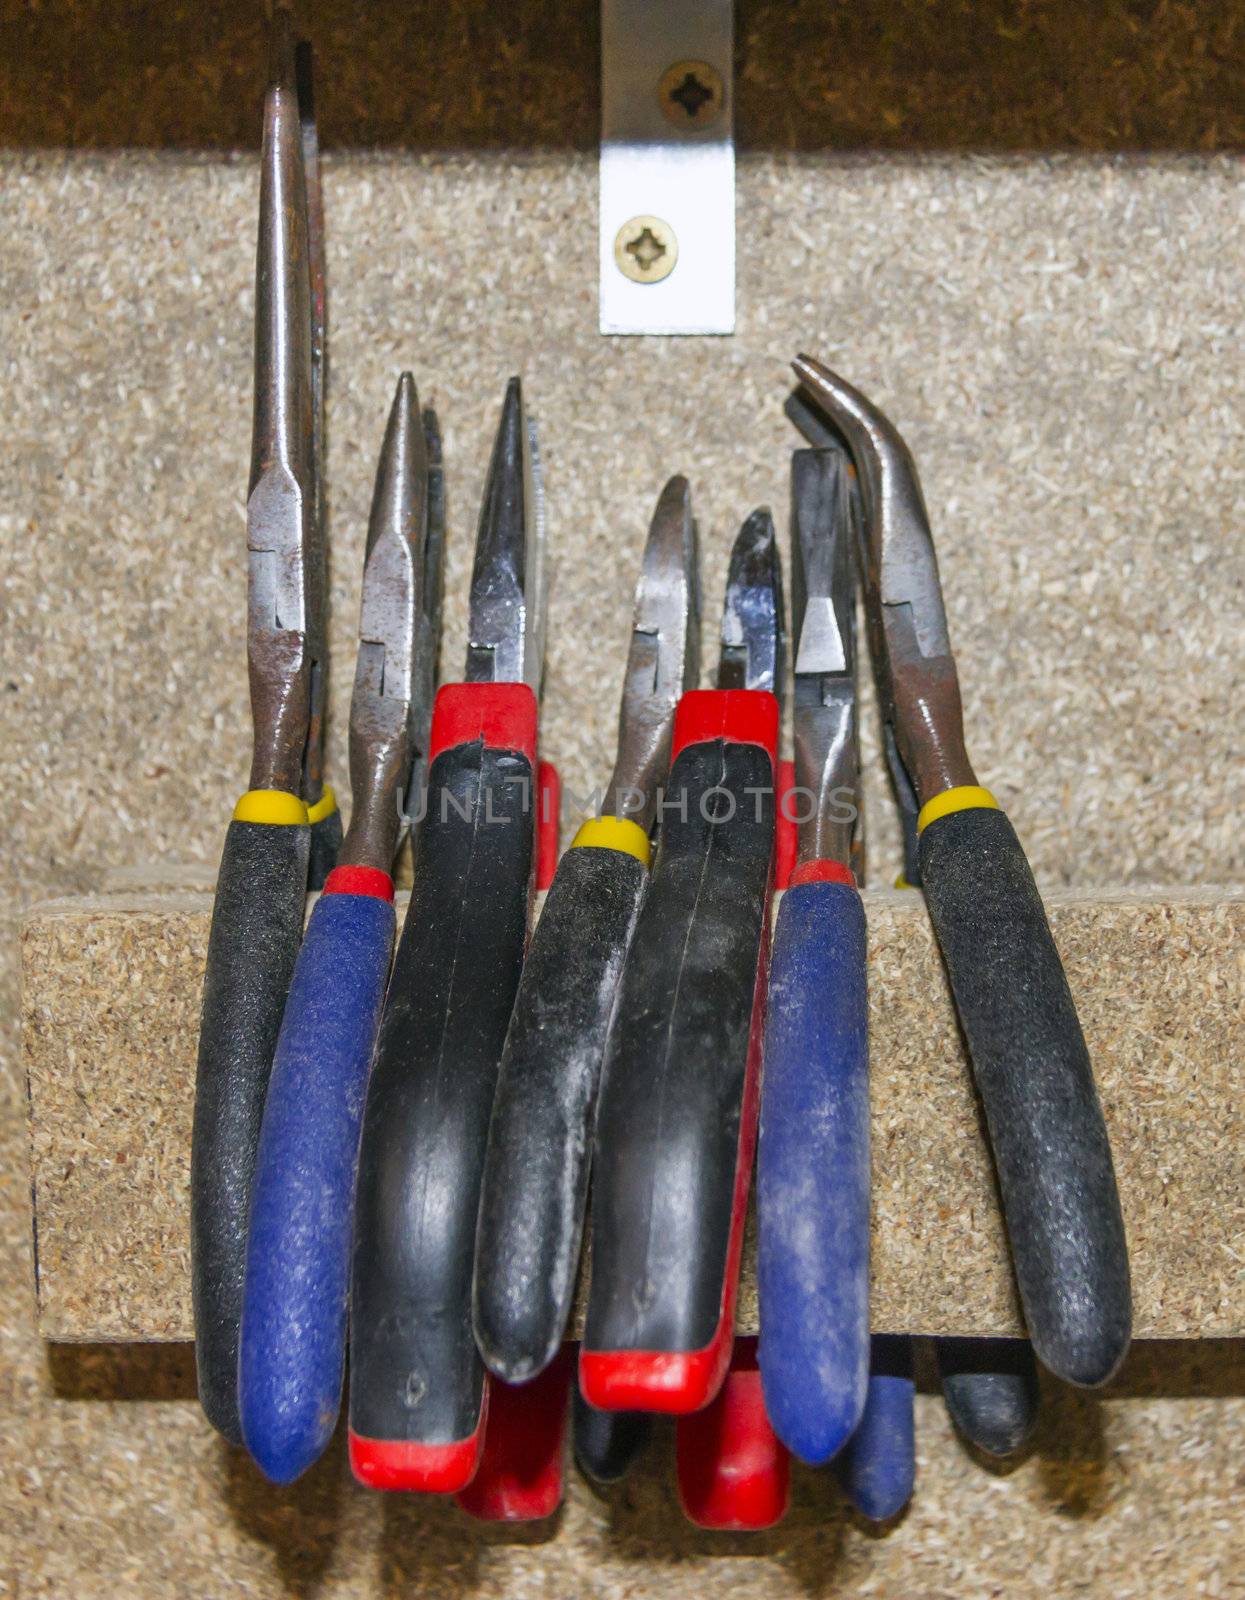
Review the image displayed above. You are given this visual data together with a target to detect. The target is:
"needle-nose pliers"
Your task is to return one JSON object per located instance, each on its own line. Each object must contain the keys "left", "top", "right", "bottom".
{"left": 473, "top": 475, "right": 701, "bottom": 1386}
{"left": 190, "top": 8, "right": 339, "bottom": 1443}
{"left": 756, "top": 443, "right": 870, "bottom": 1466}
{"left": 582, "top": 510, "right": 785, "bottom": 1415}
{"left": 349, "top": 378, "right": 546, "bottom": 1494}
{"left": 791, "top": 356, "right": 1131, "bottom": 1389}
{"left": 238, "top": 374, "right": 445, "bottom": 1484}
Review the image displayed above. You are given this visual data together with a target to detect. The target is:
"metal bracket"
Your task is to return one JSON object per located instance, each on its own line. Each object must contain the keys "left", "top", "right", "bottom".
{"left": 599, "top": 0, "right": 734, "bottom": 336}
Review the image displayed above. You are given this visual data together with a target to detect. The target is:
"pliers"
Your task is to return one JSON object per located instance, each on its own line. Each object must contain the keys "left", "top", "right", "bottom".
{"left": 883, "top": 583, "right": 1041, "bottom": 1476}
{"left": 846, "top": 850, "right": 1041, "bottom": 1514}
{"left": 238, "top": 375, "right": 445, "bottom": 1483}
{"left": 756, "top": 443, "right": 870, "bottom": 1466}
{"left": 349, "top": 377, "right": 546, "bottom": 1494}
{"left": 790, "top": 356, "right": 1132, "bottom": 1389}
{"left": 767, "top": 422, "right": 1041, "bottom": 1491}
{"left": 473, "top": 475, "right": 701, "bottom": 1385}
{"left": 190, "top": 7, "right": 340, "bottom": 1443}
{"left": 582, "top": 509, "right": 785, "bottom": 1415}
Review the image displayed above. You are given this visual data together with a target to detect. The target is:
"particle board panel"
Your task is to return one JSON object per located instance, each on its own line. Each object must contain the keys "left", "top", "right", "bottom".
{"left": 22, "top": 886, "right": 1245, "bottom": 1345}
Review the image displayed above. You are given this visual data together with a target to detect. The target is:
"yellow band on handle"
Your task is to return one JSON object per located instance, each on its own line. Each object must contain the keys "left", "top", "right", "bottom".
{"left": 233, "top": 789, "right": 310, "bottom": 826}
{"left": 570, "top": 816, "right": 652, "bottom": 868}
{"left": 916, "top": 785, "right": 1000, "bottom": 836}
{"left": 306, "top": 783, "right": 338, "bottom": 825}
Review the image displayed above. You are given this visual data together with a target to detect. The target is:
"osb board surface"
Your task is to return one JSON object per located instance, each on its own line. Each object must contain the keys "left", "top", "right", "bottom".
{"left": 23, "top": 887, "right": 1245, "bottom": 1344}
{"left": 0, "top": 70, "right": 1243, "bottom": 1596}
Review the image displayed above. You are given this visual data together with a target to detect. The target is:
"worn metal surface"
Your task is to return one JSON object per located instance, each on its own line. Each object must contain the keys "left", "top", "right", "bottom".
{"left": 718, "top": 507, "right": 784, "bottom": 698}
{"left": 464, "top": 378, "right": 546, "bottom": 692}
{"left": 337, "top": 376, "right": 443, "bottom": 872}
{"left": 604, "top": 475, "right": 701, "bottom": 829}
{"left": 789, "top": 446, "right": 861, "bottom": 869}
{"left": 245, "top": 9, "right": 325, "bottom": 800}
{"left": 792, "top": 356, "right": 978, "bottom": 807}
{"left": 296, "top": 34, "right": 329, "bottom": 809}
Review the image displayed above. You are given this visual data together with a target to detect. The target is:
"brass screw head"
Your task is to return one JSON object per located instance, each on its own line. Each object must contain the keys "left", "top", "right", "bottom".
{"left": 657, "top": 60, "right": 725, "bottom": 128}
{"left": 614, "top": 216, "right": 678, "bottom": 285}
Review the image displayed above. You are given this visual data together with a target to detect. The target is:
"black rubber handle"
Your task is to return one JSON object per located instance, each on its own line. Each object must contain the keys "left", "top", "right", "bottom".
{"left": 306, "top": 804, "right": 343, "bottom": 891}
{"left": 474, "top": 840, "right": 647, "bottom": 1383}
{"left": 190, "top": 815, "right": 310, "bottom": 1442}
{"left": 583, "top": 738, "right": 774, "bottom": 1412}
{"left": 349, "top": 739, "right": 534, "bottom": 1469}
{"left": 918, "top": 804, "right": 1131, "bottom": 1386}
{"left": 935, "top": 1337, "right": 1040, "bottom": 1459}
{"left": 572, "top": 1390, "right": 651, "bottom": 1485}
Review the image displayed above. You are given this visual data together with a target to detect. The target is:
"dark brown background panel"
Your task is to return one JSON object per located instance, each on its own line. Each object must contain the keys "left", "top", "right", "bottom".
{"left": 1, "top": 0, "right": 1243, "bottom": 152}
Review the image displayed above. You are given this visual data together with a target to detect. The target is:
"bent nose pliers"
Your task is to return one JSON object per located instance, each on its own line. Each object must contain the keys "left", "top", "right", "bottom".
{"left": 791, "top": 356, "right": 1131, "bottom": 1389}
{"left": 238, "top": 375, "right": 444, "bottom": 1484}
{"left": 190, "top": 8, "right": 339, "bottom": 1443}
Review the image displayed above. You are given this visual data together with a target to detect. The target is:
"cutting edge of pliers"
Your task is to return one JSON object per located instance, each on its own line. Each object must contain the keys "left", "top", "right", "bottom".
{"left": 788, "top": 444, "right": 862, "bottom": 874}
{"left": 600, "top": 474, "right": 703, "bottom": 837}
{"left": 424, "top": 375, "right": 548, "bottom": 774}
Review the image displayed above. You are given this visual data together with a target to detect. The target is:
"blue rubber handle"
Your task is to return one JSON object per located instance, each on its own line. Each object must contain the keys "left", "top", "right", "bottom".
{"left": 838, "top": 1336, "right": 915, "bottom": 1521}
{"left": 239, "top": 887, "right": 395, "bottom": 1484}
{"left": 757, "top": 872, "right": 870, "bottom": 1466}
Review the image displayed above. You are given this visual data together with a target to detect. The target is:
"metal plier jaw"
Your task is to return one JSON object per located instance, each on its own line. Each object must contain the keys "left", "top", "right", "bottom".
{"left": 790, "top": 446, "right": 860, "bottom": 870}
{"left": 792, "top": 355, "right": 976, "bottom": 806}
{"left": 606, "top": 475, "right": 702, "bottom": 831}
{"left": 246, "top": 7, "right": 326, "bottom": 801}
{"left": 719, "top": 507, "right": 786, "bottom": 703}
{"left": 465, "top": 377, "right": 546, "bottom": 693}
{"left": 338, "top": 376, "right": 445, "bottom": 872}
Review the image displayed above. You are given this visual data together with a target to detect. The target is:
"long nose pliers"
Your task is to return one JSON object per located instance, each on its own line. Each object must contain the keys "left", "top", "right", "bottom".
{"left": 238, "top": 375, "right": 445, "bottom": 1484}
{"left": 348, "top": 378, "right": 547, "bottom": 1494}
{"left": 190, "top": 7, "right": 340, "bottom": 1444}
